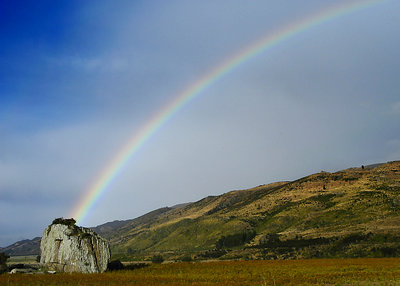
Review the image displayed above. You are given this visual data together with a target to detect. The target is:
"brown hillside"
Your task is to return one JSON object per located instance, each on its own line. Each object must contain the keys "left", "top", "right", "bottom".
{"left": 99, "top": 161, "right": 400, "bottom": 260}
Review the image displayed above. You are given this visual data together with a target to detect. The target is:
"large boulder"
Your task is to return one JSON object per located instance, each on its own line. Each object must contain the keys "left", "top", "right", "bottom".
{"left": 40, "top": 218, "right": 111, "bottom": 273}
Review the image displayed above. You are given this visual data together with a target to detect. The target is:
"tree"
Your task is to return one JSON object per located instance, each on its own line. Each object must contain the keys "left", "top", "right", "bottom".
{"left": 151, "top": 255, "right": 164, "bottom": 264}
{"left": 0, "top": 252, "right": 10, "bottom": 274}
{"left": 127, "top": 247, "right": 134, "bottom": 254}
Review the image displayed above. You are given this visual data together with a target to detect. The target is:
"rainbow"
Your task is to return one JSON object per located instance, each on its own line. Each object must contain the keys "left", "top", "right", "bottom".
{"left": 70, "top": 0, "right": 386, "bottom": 224}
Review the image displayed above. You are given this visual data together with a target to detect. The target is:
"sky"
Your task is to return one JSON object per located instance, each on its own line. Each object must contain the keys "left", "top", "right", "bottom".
{"left": 1, "top": 0, "right": 400, "bottom": 247}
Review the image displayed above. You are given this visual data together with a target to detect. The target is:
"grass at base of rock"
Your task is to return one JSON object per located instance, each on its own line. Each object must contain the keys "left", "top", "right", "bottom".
{"left": 2, "top": 258, "right": 400, "bottom": 285}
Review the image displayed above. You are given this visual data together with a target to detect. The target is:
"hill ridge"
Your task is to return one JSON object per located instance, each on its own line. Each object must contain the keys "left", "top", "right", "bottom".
{"left": 104, "top": 160, "right": 400, "bottom": 260}
{"left": 3, "top": 160, "right": 399, "bottom": 260}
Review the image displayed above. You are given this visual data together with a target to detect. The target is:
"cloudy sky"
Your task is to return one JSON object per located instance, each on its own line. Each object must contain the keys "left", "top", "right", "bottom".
{"left": 1, "top": 0, "right": 399, "bottom": 246}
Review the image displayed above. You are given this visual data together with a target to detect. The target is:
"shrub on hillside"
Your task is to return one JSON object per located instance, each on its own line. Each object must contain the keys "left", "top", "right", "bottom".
{"left": 151, "top": 255, "right": 164, "bottom": 264}
{"left": 180, "top": 255, "right": 193, "bottom": 262}
{"left": 196, "top": 249, "right": 227, "bottom": 259}
{"left": 216, "top": 230, "right": 256, "bottom": 249}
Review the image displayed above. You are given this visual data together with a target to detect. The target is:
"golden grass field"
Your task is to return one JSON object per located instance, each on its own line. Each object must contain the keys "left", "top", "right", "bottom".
{"left": 2, "top": 258, "right": 400, "bottom": 285}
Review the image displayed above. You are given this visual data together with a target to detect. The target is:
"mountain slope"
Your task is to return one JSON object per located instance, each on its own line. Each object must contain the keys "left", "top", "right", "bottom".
{"left": 4, "top": 161, "right": 400, "bottom": 260}
{"left": 0, "top": 237, "right": 41, "bottom": 256}
{"left": 102, "top": 161, "right": 400, "bottom": 260}
{"left": 91, "top": 203, "right": 191, "bottom": 240}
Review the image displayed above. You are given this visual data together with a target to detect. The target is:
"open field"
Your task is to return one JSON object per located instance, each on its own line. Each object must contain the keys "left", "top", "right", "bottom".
{"left": 7, "top": 256, "right": 37, "bottom": 264}
{"left": 2, "top": 258, "right": 400, "bottom": 285}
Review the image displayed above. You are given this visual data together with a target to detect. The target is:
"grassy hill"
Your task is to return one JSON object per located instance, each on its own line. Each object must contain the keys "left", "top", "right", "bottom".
{"left": 3, "top": 161, "right": 399, "bottom": 261}
{"left": 100, "top": 161, "right": 400, "bottom": 261}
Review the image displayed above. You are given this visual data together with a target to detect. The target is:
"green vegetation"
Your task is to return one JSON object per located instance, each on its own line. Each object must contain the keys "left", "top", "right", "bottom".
{"left": 216, "top": 230, "right": 256, "bottom": 249}
{"left": 179, "top": 255, "right": 193, "bottom": 262}
{"left": 52, "top": 218, "right": 76, "bottom": 227}
{"left": 98, "top": 161, "right": 400, "bottom": 261}
{"left": 7, "top": 255, "right": 37, "bottom": 264}
{"left": 246, "top": 232, "right": 400, "bottom": 260}
{"left": 150, "top": 255, "right": 164, "bottom": 264}
{"left": 195, "top": 249, "right": 227, "bottom": 259}
{"left": 0, "top": 252, "right": 10, "bottom": 274}
{"left": 4, "top": 162, "right": 400, "bottom": 261}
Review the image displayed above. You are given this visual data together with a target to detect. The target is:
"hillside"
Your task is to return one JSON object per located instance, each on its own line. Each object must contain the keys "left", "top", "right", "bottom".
{"left": 0, "top": 237, "right": 40, "bottom": 256}
{"left": 0, "top": 204, "right": 189, "bottom": 256}
{"left": 91, "top": 203, "right": 191, "bottom": 239}
{"left": 3, "top": 161, "right": 400, "bottom": 261}
{"left": 102, "top": 161, "right": 400, "bottom": 261}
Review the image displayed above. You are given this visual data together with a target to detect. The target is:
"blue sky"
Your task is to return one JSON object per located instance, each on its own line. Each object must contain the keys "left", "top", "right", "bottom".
{"left": 1, "top": 0, "right": 400, "bottom": 246}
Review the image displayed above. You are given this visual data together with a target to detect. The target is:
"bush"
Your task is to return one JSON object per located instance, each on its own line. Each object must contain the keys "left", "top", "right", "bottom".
{"left": 258, "top": 233, "right": 281, "bottom": 247}
{"left": 196, "top": 249, "right": 227, "bottom": 259}
{"left": 151, "top": 255, "right": 164, "bottom": 264}
{"left": 52, "top": 217, "right": 76, "bottom": 226}
{"left": 0, "top": 253, "right": 9, "bottom": 265}
{"left": 107, "top": 260, "right": 124, "bottom": 271}
{"left": 180, "top": 255, "right": 193, "bottom": 262}
{"left": 216, "top": 230, "right": 256, "bottom": 249}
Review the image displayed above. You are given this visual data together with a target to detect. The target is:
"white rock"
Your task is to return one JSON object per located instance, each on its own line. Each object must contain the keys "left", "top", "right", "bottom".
{"left": 10, "top": 268, "right": 32, "bottom": 274}
{"left": 40, "top": 222, "right": 111, "bottom": 273}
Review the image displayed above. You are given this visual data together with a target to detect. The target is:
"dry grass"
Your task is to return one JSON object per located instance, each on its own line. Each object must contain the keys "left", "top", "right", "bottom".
{"left": 2, "top": 258, "right": 400, "bottom": 285}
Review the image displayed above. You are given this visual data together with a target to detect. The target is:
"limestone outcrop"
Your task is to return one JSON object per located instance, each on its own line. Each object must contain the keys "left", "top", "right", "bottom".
{"left": 40, "top": 218, "right": 111, "bottom": 273}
